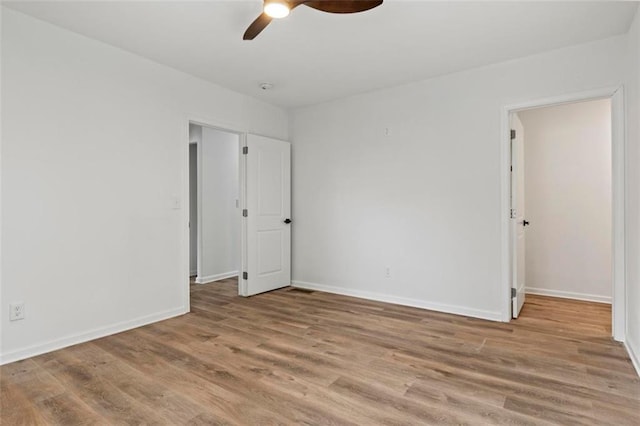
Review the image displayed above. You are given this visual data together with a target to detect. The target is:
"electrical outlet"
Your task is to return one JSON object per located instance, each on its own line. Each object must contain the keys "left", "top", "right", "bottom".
{"left": 9, "top": 302, "right": 25, "bottom": 321}
{"left": 385, "top": 266, "right": 391, "bottom": 279}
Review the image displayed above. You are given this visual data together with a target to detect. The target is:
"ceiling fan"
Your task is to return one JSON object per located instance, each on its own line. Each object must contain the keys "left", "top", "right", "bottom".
{"left": 244, "top": 0, "right": 383, "bottom": 40}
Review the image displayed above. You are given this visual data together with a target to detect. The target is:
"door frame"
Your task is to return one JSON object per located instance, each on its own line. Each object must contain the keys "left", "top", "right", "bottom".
{"left": 510, "top": 113, "right": 526, "bottom": 319}
{"left": 182, "top": 117, "right": 247, "bottom": 310}
{"left": 500, "top": 86, "right": 626, "bottom": 341}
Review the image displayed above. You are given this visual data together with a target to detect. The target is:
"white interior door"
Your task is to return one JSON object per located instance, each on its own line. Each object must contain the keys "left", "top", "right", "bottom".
{"left": 511, "top": 114, "right": 526, "bottom": 318}
{"left": 242, "top": 134, "right": 291, "bottom": 296}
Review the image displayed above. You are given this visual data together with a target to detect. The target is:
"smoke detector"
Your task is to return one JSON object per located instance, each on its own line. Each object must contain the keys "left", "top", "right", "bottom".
{"left": 259, "top": 82, "right": 274, "bottom": 91}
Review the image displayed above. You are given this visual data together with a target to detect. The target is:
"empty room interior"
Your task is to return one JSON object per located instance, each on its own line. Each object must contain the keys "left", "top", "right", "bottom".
{"left": 1, "top": 1, "right": 640, "bottom": 424}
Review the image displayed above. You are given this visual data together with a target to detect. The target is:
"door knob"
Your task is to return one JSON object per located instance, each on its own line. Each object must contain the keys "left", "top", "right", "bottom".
{"left": 284, "top": 218, "right": 292, "bottom": 224}
{"left": 523, "top": 220, "right": 530, "bottom": 226}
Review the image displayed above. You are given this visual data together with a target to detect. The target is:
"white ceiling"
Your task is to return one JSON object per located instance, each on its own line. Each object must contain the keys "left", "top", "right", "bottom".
{"left": 4, "top": 1, "right": 638, "bottom": 109}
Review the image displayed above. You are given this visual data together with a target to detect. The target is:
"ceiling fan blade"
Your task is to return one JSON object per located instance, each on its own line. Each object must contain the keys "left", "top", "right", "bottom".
{"left": 303, "top": 0, "right": 383, "bottom": 14}
{"left": 243, "top": 13, "right": 273, "bottom": 40}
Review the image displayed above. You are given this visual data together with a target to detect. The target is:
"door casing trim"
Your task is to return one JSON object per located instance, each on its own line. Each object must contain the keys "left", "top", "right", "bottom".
{"left": 500, "top": 86, "right": 625, "bottom": 342}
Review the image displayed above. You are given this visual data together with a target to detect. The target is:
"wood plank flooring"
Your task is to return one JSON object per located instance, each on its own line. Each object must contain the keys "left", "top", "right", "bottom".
{"left": 2, "top": 279, "right": 638, "bottom": 425}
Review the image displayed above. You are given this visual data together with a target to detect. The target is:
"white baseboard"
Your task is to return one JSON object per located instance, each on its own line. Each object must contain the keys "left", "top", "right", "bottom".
{"left": 291, "top": 280, "right": 502, "bottom": 322}
{"left": 525, "top": 287, "right": 611, "bottom": 304}
{"left": 625, "top": 339, "right": 640, "bottom": 378}
{"left": 195, "top": 271, "right": 238, "bottom": 284}
{"left": 0, "top": 306, "right": 188, "bottom": 366}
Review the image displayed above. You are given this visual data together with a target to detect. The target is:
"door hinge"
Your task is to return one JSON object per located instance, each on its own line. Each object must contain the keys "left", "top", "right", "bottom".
{"left": 510, "top": 129, "right": 516, "bottom": 140}
{"left": 510, "top": 209, "right": 516, "bottom": 219}
{"left": 511, "top": 288, "right": 516, "bottom": 298}
{"left": 242, "top": 209, "right": 248, "bottom": 217}
{"left": 243, "top": 272, "right": 248, "bottom": 280}
{"left": 242, "top": 146, "right": 248, "bottom": 155}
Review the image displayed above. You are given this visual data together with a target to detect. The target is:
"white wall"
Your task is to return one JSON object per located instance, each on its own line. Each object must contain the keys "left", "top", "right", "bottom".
{"left": 290, "top": 35, "right": 626, "bottom": 321}
{"left": 197, "top": 127, "right": 240, "bottom": 283}
{"left": 0, "top": 5, "right": 4, "bottom": 357}
{"left": 0, "top": 8, "right": 287, "bottom": 364}
{"left": 625, "top": 7, "right": 640, "bottom": 374}
{"left": 519, "top": 100, "right": 612, "bottom": 303}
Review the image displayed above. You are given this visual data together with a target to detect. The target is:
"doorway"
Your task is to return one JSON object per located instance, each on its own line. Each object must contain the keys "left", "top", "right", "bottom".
{"left": 184, "top": 122, "right": 293, "bottom": 304}
{"left": 189, "top": 123, "right": 241, "bottom": 287}
{"left": 511, "top": 98, "right": 613, "bottom": 321}
{"left": 501, "top": 87, "right": 625, "bottom": 341}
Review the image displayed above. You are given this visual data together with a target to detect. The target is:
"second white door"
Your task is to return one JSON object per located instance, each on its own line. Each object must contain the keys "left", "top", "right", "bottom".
{"left": 242, "top": 134, "right": 291, "bottom": 296}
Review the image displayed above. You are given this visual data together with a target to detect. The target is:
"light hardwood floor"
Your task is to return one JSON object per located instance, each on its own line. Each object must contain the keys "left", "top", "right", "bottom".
{"left": 1, "top": 279, "right": 638, "bottom": 425}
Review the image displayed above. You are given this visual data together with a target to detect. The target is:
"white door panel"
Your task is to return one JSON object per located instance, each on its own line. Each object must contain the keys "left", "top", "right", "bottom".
{"left": 243, "top": 134, "right": 291, "bottom": 296}
{"left": 511, "top": 114, "right": 526, "bottom": 318}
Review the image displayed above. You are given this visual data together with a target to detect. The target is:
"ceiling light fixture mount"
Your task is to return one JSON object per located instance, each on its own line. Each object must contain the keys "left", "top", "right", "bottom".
{"left": 264, "top": 0, "right": 290, "bottom": 18}
{"left": 259, "top": 82, "right": 274, "bottom": 90}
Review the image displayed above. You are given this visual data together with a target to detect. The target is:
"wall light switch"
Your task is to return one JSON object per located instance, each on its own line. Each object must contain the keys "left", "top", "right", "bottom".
{"left": 171, "top": 196, "right": 181, "bottom": 210}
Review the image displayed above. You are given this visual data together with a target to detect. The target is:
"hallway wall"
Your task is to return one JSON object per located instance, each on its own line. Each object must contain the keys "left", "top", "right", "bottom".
{"left": 519, "top": 99, "right": 612, "bottom": 303}
{"left": 197, "top": 127, "right": 240, "bottom": 283}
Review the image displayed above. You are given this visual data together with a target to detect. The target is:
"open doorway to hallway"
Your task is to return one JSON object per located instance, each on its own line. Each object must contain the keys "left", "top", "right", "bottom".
{"left": 185, "top": 126, "right": 292, "bottom": 302}
{"left": 189, "top": 123, "right": 241, "bottom": 296}
{"left": 510, "top": 98, "right": 613, "bottom": 330}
